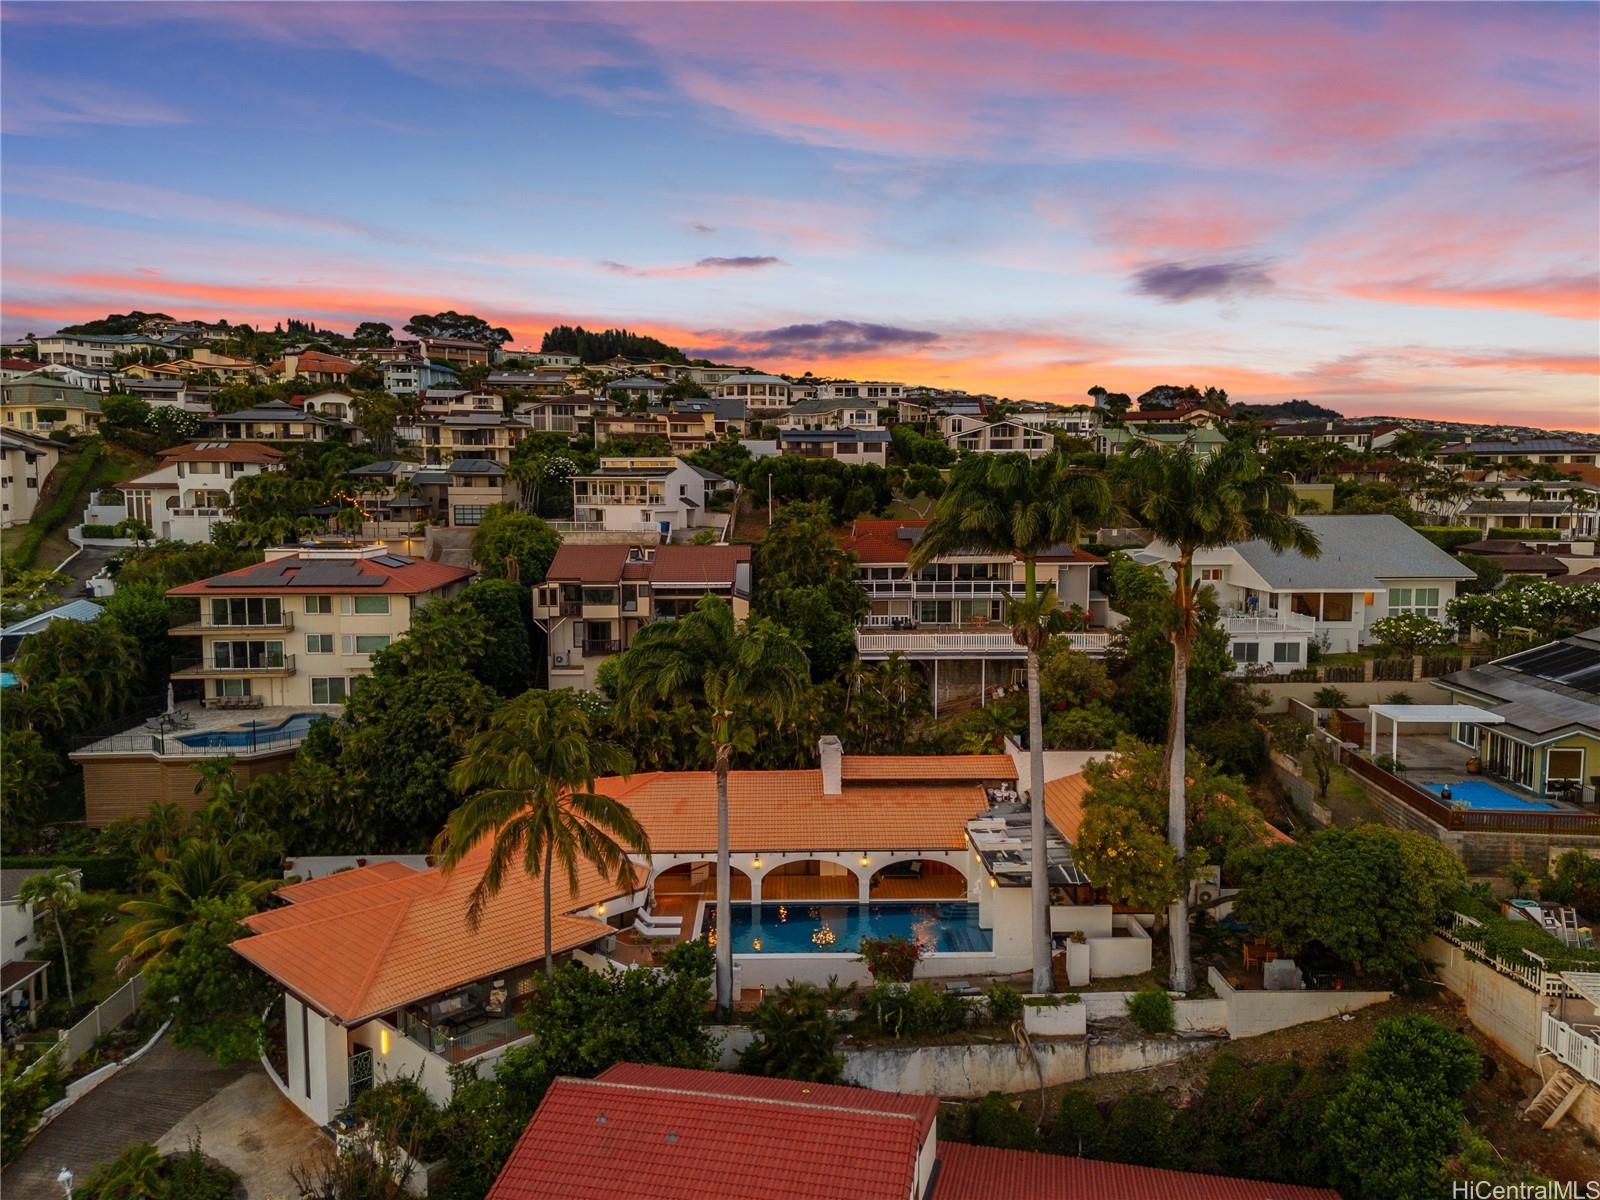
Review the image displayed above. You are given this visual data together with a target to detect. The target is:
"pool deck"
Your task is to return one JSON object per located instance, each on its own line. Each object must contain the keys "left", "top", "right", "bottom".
{"left": 1390, "top": 733, "right": 1578, "bottom": 813}
{"left": 72, "top": 703, "right": 327, "bottom": 758}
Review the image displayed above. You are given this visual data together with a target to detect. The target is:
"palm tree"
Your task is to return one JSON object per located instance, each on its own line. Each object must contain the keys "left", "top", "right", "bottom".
{"left": 118, "top": 840, "right": 270, "bottom": 967}
{"left": 18, "top": 867, "right": 81, "bottom": 1007}
{"left": 1116, "top": 439, "right": 1318, "bottom": 991}
{"left": 613, "top": 595, "right": 809, "bottom": 1013}
{"left": 909, "top": 450, "right": 1115, "bottom": 994}
{"left": 437, "top": 690, "right": 644, "bottom": 978}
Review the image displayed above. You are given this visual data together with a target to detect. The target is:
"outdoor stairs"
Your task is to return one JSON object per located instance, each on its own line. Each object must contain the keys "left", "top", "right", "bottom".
{"left": 1525, "top": 1067, "right": 1584, "bottom": 1129}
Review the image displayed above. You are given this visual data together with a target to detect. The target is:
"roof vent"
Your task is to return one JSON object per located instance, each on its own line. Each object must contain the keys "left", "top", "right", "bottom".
{"left": 664, "top": 1132, "right": 678, "bottom": 1144}
{"left": 595, "top": 1112, "right": 607, "bottom": 1125}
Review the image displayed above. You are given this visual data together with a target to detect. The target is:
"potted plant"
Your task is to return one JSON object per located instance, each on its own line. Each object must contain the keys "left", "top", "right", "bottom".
{"left": 858, "top": 935, "right": 922, "bottom": 982}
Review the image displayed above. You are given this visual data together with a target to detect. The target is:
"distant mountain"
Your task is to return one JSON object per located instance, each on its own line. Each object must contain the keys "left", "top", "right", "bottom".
{"left": 1230, "top": 399, "right": 1343, "bottom": 421}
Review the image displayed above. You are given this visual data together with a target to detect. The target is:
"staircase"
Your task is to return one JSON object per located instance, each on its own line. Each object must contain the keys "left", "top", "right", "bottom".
{"left": 1525, "top": 1067, "right": 1584, "bottom": 1129}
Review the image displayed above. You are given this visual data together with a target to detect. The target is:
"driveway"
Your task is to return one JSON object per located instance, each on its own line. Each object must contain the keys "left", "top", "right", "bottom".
{"left": 2, "top": 1035, "right": 244, "bottom": 1198}
{"left": 49, "top": 545, "right": 116, "bottom": 595}
{"left": 155, "top": 1070, "right": 325, "bottom": 1199}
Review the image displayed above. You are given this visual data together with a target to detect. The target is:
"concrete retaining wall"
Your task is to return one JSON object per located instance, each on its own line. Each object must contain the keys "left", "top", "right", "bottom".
{"left": 1258, "top": 680, "right": 1448, "bottom": 713}
{"left": 1425, "top": 935, "right": 1543, "bottom": 1070}
{"left": 1206, "top": 968, "right": 1389, "bottom": 1038}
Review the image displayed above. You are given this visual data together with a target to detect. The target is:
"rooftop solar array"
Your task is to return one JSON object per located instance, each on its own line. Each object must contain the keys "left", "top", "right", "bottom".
{"left": 1501, "top": 641, "right": 1600, "bottom": 696}
{"left": 371, "top": 554, "right": 413, "bottom": 567}
{"left": 207, "top": 560, "right": 384, "bottom": 588}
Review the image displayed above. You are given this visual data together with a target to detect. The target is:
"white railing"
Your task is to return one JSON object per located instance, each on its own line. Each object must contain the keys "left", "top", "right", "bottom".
{"left": 1221, "top": 610, "right": 1317, "bottom": 634}
{"left": 856, "top": 630, "right": 1110, "bottom": 655}
{"left": 1440, "top": 912, "right": 1579, "bottom": 996}
{"left": 1542, "top": 1012, "right": 1600, "bottom": 1084}
{"left": 858, "top": 579, "right": 1029, "bottom": 599}
{"left": 27, "top": 976, "right": 148, "bottom": 1074}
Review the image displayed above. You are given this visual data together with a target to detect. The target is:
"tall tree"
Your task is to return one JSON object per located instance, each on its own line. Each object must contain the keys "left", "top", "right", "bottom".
{"left": 909, "top": 450, "right": 1114, "bottom": 993}
{"left": 612, "top": 596, "right": 809, "bottom": 1012}
{"left": 17, "top": 867, "right": 82, "bottom": 1007}
{"left": 437, "top": 691, "right": 644, "bottom": 977}
{"left": 1115, "top": 439, "right": 1318, "bottom": 990}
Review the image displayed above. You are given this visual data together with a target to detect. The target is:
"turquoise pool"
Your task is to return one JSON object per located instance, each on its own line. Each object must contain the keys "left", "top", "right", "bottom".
{"left": 1424, "top": 780, "right": 1556, "bottom": 812}
{"left": 704, "top": 902, "right": 993, "bottom": 955}
{"left": 176, "top": 712, "right": 322, "bottom": 750}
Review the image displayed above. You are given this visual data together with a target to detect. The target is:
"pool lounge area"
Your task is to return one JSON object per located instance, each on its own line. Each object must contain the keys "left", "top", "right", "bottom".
{"left": 704, "top": 901, "right": 994, "bottom": 955}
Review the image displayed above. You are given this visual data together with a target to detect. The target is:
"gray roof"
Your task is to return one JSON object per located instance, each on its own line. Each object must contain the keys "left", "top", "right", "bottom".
{"left": 663, "top": 396, "right": 747, "bottom": 420}
{"left": 1437, "top": 629, "right": 1600, "bottom": 739}
{"left": 609, "top": 376, "right": 668, "bottom": 390}
{"left": 447, "top": 458, "right": 507, "bottom": 476}
{"left": 204, "top": 400, "right": 330, "bottom": 424}
{"left": 1438, "top": 439, "right": 1596, "bottom": 455}
{"left": 347, "top": 461, "right": 413, "bottom": 476}
{"left": 786, "top": 397, "right": 886, "bottom": 417}
{"left": 779, "top": 429, "right": 891, "bottom": 443}
{"left": 0, "top": 598, "right": 103, "bottom": 637}
{"left": 1463, "top": 500, "right": 1572, "bottom": 515}
{"left": 1228, "top": 514, "right": 1475, "bottom": 590}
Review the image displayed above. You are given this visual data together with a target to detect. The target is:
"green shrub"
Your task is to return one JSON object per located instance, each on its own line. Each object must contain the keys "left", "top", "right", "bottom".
{"left": 741, "top": 979, "right": 851, "bottom": 1083}
{"left": 1126, "top": 985, "right": 1175, "bottom": 1035}
{"left": 1488, "top": 527, "right": 1562, "bottom": 541}
{"left": 965, "top": 1092, "right": 1041, "bottom": 1151}
{"left": 1311, "top": 686, "right": 1348, "bottom": 709}
{"left": 2, "top": 1048, "right": 60, "bottom": 1158}
{"left": 855, "top": 982, "right": 968, "bottom": 1040}
{"left": 165, "top": 1134, "right": 240, "bottom": 1200}
{"left": 1049, "top": 1090, "right": 1106, "bottom": 1158}
{"left": 1413, "top": 527, "right": 1479, "bottom": 552}
{"left": 80, "top": 524, "right": 119, "bottom": 538}
{"left": 1102, "top": 1090, "right": 1180, "bottom": 1168}
{"left": 355, "top": 1076, "right": 445, "bottom": 1161}
{"left": 983, "top": 981, "right": 1022, "bottom": 1024}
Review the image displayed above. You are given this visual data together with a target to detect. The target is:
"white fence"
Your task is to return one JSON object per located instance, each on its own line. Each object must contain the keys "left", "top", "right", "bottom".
{"left": 1440, "top": 912, "right": 1577, "bottom": 997}
{"left": 856, "top": 630, "right": 1110, "bottom": 657}
{"left": 1542, "top": 1012, "right": 1600, "bottom": 1084}
{"left": 55, "top": 976, "right": 147, "bottom": 1069}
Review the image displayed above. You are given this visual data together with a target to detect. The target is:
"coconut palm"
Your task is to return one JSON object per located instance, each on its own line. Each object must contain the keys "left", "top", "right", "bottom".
{"left": 613, "top": 595, "right": 809, "bottom": 1013}
{"left": 14, "top": 618, "right": 139, "bottom": 727}
{"left": 18, "top": 867, "right": 82, "bottom": 1007}
{"left": 1116, "top": 438, "right": 1319, "bottom": 991}
{"left": 117, "top": 840, "right": 271, "bottom": 967}
{"left": 909, "top": 449, "right": 1115, "bottom": 994}
{"left": 437, "top": 690, "right": 644, "bottom": 978}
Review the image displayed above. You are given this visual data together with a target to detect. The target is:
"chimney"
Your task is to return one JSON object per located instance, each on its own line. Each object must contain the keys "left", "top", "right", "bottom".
{"left": 818, "top": 736, "right": 843, "bottom": 796}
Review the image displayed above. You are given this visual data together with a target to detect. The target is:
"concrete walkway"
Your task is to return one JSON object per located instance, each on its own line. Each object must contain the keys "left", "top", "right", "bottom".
{"left": 156, "top": 1070, "right": 325, "bottom": 1200}
{"left": 2, "top": 1035, "right": 244, "bottom": 1199}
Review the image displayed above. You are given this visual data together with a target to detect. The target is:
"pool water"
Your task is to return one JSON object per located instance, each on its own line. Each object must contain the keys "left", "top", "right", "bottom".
{"left": 175, "top": 712, "right": 323, "bottom": 750}
{"left": 1424, "top": 780, "right": 1557, "bottom": 812}
{"left": 704, "top": 902, "right": 993, "bottom": 955}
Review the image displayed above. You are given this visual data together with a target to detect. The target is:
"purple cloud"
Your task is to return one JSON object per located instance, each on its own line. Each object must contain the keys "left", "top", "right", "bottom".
{"left": 695, "top": 255, "right": 780, "bottom": 269}
{"left": 1133, "top": 260, "right": 1273, "bottom": 302}
{"left": 697, "top": 319, "right": 942, "bottom": 358}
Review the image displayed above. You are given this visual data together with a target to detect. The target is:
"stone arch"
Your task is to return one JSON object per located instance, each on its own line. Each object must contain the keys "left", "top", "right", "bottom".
{"left": 868, "top": 857, "right": 968, "bottom": 901}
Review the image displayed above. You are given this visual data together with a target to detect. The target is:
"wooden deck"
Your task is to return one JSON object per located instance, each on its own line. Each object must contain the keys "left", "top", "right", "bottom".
{"left": 870, "top": 875, "right": 966, "bottom": 901}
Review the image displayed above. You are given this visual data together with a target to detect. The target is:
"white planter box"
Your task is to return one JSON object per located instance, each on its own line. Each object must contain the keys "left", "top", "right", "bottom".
{"left": 1022, "top": 998, "right": 1086, "bottom": 1037}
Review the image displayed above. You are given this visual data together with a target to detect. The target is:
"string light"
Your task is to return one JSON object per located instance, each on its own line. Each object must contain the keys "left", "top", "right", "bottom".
{"left": 752, "top": 938, "right": 762, "bottom": 951}
{"left": 778, "top": 906, "right": 788, "bottom": 922}
{"left": 811, "top": 923, "right": 837, "bottom": 947}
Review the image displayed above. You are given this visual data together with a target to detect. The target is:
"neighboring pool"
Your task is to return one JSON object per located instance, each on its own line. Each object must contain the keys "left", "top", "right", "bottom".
{"left": 703, "top": 901, "right": 993, "bottom": 955}
{"left": 1423, "top": 780, "right": 1557, "bottom": 812}
{"left": 0, "top": 671, "right": 16, "bottom": 688}
{"left": 175, "top": 711, "right": 323, "bottom": 750}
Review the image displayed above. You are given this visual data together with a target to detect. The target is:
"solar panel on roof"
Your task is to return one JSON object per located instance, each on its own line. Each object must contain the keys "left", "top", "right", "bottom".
{"left": 1503, "top": 642, "right": 1599, "bottom": 680}
{"left": 371, "top": 555, "right": 412, "bottom": 567}
{"left": 1560, "top": 664, "right": 1600, "bottom": 695}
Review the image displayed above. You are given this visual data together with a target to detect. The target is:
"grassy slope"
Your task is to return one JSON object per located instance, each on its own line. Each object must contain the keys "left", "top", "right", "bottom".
{"left": 1, "top": 441, "right": 158, "bottom": 568}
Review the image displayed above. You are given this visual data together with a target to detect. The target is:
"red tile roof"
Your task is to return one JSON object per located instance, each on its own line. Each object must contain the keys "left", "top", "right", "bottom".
{"left": 546, "top": 543, "right": 632, "bottom": 583}
{"left": 156, "top": 441, "right": 283, "bottom": 465}
{"left": 0, "top": 357, "right": 39, "bottom": 371}
{"left": 933, "top": 1142, "right": 1340, "bottom": 1200}
{"left": 839, "top": 519, "right": 1101, "bottom": 566}
{"left": 271, "top": 350, "right": 355, "bottom": 375}
{"left": 167, "top": 552, "right": 473, "bottom": 597}
{"left": 596, "top": 1064, "right": 938, "bottom": 1139}
{"left": 647, "top": 543, "right": 751, "bottom": 587}
{"left": 275, "top": 861, "right": 420, "bottom": 904}
{"left": 486, "top": 1074, "right": 926, "bottom": 1200}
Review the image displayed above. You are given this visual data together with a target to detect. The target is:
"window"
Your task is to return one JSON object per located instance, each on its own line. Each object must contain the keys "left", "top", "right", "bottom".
{"left": 345, "top": 634, "right": 390, "bottom": 654}
{"left": 311, "top": 677, "right": 349, "bottom": 704}
{"left": 1198, "top": 567, "right": 1224, "bottom": 582}
{"left": 1321, "top": 593, "right": 1354, "bottom": 622}
{"left": 1231, "top": 641, "right": 1260, "bottom": 664}
{"left": 582, "top": 587, "right": 618, "bottom": 606}
{"left": 211, "top": 640, "right": 284, "bottom": 669}
{"left": 453, "top": 505, "right": 488, "bottom": 526}
{"left": 1272, "top": 642, "right": 1301, "bottom": 664}
{"left": 213, "top": 679, "right": 252, "bottom": 698}
{"left": 353, "top": 595, "right": 390, "bottom": 615}
{"left": 211, "top": 597, "right": 282, "bottom": 627}
{"left": 306, "top": 634, "right": 333, "bottom": 654}
{"left": 1388, "top": 587, "right": 1441, "bottom": 618}
{"left": 1548, "top": 748, "right": 1586, "bottom": 788}
{"left": 305, "top": 595, "right": 332, "bottom": 614}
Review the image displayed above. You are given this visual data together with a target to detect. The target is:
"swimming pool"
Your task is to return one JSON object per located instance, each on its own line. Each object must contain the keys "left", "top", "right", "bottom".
{"left": 175, "top": 712, "right": 323, "bottom": 750}
{"left": 703, "top": 902, "right": 993, "bottom": 955}
{"left": 1423, "top": 780, "right": 1557, "bottom": 812}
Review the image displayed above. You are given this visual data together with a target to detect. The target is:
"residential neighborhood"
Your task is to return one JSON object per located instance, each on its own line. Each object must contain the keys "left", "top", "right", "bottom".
{"left": 2, "top": 2, "right": 1598, "bottom": 1197}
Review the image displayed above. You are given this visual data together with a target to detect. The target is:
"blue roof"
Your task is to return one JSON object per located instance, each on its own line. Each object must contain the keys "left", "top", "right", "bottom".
{"left": 0, "top": 598, "right": 104, "bottom": 638}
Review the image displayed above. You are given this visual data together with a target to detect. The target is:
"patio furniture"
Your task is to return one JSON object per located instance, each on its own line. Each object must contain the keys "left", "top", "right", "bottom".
{"left": 1242, "top": 940, "right": 1279, "bottom": 970}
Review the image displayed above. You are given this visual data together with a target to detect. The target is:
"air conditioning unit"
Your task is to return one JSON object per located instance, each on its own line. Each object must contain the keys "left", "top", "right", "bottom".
{"left": 1190, "top": 866, "right": 1223, "bottom": 909}
{"left": 553, "top": 653, "right": 568, "bottom": 666}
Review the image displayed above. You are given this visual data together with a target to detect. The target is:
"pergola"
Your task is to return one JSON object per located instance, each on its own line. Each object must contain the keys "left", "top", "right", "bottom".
{"left": 1366, "top": 704, "right": 1504, "bottom": 759}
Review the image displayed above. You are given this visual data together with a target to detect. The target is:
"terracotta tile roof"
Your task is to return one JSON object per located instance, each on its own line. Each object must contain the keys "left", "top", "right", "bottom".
{"left": 272, "top": 350, "right": 355, "bottom": 374}
{"left": 234, "top": 839, "right": 618, "bottom": 1022}
{"left": 156, "top": 441, "right": 284, "bottom": 465}
{"left": 647, "top": 544, "right": 751, "bottom": 587}
{"left": 1558, "top": 463, "right": 1600, "bottom": 486}
{"left": 546, "top": 544, "right": 632, "bottom": 583}
{"left": 486, "top": 1074, "right": 925, "bottom": 1200}
{"left": 841, "top": 754, "right": 1015, "bottom": 783}
{"left": 595, "top": 1064, "right": 938, "bottom": 1138}
{"left": 599, "top": 771, "right": 989, "bottom": 853}
{"left": 933, "top": 1142, "right": 1340, "bottom": 1200}
{"left": 1045, "top": 771, "right": 1293, "bottom": 847}
{"left": 274, "top": 861, "right": 420, "bottom": 904}
{"left": 838, "top": 518, "right": 1101, "bottom": 565}
{"left": 167, "top": 553, "right": 473, "bottom": 597}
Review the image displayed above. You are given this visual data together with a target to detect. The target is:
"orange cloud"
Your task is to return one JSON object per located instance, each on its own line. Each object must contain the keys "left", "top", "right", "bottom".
{"left": 1344, "top": 274, "right": 1600, "bottom": 321}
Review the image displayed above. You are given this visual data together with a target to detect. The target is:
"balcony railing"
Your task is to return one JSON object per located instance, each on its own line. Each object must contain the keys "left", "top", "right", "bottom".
{"left": 170, "top": 614, "right": 295, "bottom": 635}
{"left": 1542, "top": 1012, "right": 1600, "bottom": 1084}
{"left": 582, "top": 639, "right": 622, "bottom": 656}
{"left": 856, "top": 630, "right": 1109, "bottom": 656}
{"left": 1220, "top": 610, "right": 1317, "bottom": 634}
{"left": 171, "top": 654, "right": 296, "bottom": 677}
{"left": 858, "top": 578, "right": 1028, "bottom": 598}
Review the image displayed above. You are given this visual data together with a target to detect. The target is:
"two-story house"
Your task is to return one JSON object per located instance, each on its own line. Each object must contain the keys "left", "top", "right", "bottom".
{"left": 713, "top": 373, "right": 795, "bottom": 411}
{"left": 104, "top": 441, "right": 284, "bottom": 542}
{"left": 606, "top": 375, "right": 671, "bottom": 404}
{"left": 840, "top": 518, "right": 1109, "bottom": 710}
{"left": 810, "top": 379, "right": 906, "bottom": 403}
{"left": 35, "top": 331, "right": 182, "bottom": 369}
{"left": 1, "top": 375, "right": 104, "bottom": 433}
{"left": 663, "top": 396, "right": 748, "bottom": 438}
{"left": 1437, "top": 438, "right": 1600, "bottom": 470}
{"left": 778, "top": 427, "right": 890, "bottom": 468}
{"left": 166, "top": 542, "right": 474, "bottom": 709}
{"left": 516, "top": 394, "right": 596, "bottom": 434}
{"left": 445, "top": 459, "right": 520, "bottom": 528}
{"left": 415, "top": 336, "right": 492, "bottom": 367}
{"left": 297, "top": 390, "right": 358, "bottom": 423}
{"left": 939, "top": 413, "right": 1052, "bottom": 457}
{"left": 384, "top": 358, "right": 460, "bottom": 397}
{"left": 416, "top": 413, "right": 524, "bottom": 465}
{"left": 1137, "top": 513, "right": 1476, "bottom": 665}
{"left": 533, "top": 543, "right": 752, "bottom": 687}
{"left": 778, "top": 397, "right": 884, "bottom": 431}
{"left": 269, "top": 351, "right": 357, "bottom": 385}
{"left": 567, "top": 457, "right": 726, "bottom": 541}
{"left": 202, "top": 399, "right": 338, "bottom": 443}
{"left": 0, "top": 429, "right": 59, "bottom": 528}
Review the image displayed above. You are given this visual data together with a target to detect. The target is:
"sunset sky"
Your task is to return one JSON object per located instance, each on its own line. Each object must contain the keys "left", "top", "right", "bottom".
{"left": 2, "top": 2, "right": 1597, "bottom": 428}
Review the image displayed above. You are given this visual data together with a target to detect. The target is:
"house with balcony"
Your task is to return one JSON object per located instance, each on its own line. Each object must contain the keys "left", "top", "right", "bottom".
{"left": 165, "top": 541, "right": 473, "bottom": 709}
{"left": 1137, "top": 513, "right": 1476, "bottom": 661}
{"left": 119, "top": 378, "right": 216, "bottom": 414}
{"left": 295, "top": 390, "right": 357, "bottom": 423}
{"left": 35, "top": 331, "right": 183, "bottom": 369}
{"left": 416, "top": 336, "right": 492, "bottom": 366}
{"left": 416, "top": 410, "right": 525, "bottom": 466}
{"left": 445, "top": 459, "right": 519, "bottom": 527}
{"left": 1434, "top": 629, "right": 1600, "bottom": 801}
{"left": 484, "top": 368, "right": 574, "bottom": 396}
{"left": 268, "top": 351, "right": 357, "bottom": 385}
{"left": 515, "top": 394, "right": 595, "bottom": 434}
{"left": 1, "top": 429, "right": 59, "bottom": 528}
{"left": 779, "top": 427, "right": 890, "bottom": 467}
{"left": 1437, "top": 437, "right": 1600, "bottom": 470}
{"left": 202, "top": 399, "right": 338, "bottom": 443}
{"left": 383, "top": 358, "right": 460, "bottom": 397}
{"left": 661, "top": 395, "right": 748, "bottom": 438}
{"left": 533, "top": 543, "right": 752, "bottom": 688}
{"left": 778, "top": 397, "right": 884, "bottom": 431}
{"left": 99, "top": 441, "right": 283, "bottom": 543}
{"left": 840, "top": 518, "right": 1108, "bottom": 710}
{"left": 344, "top": 460, "right": 449, "bottom": 532}
{"left": 605, "top": 375, "right": 670, "bottom": 404}
{"left": 566, "top": 456, "right": 726, "bottom": 541}
{"left": 939, "top": 413, "right": 1053, "bottom": 457}
{"left": 1, "top": 375, "right": 104, "bottom": 433}
{"left": 810, "top": 379, "right": 907, "bottom": 403}
{"left": 712, "top": 373, "right": 795, "bottom": 411}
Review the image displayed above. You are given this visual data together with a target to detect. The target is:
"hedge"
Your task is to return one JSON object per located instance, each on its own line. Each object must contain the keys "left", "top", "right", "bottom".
{"left": 0, "top": 855, "right": 137, "bottom": 892}
{"left": 80, "top": 524, "right": 119, "bottom": 538}
{"left": 3, "top": 441, "right": 106, "bottom": 571}
{"left": 1487, "top": 527, "right": 1563, "bottom": 541}
{"left": 1413, "top": 527, "right": 1478, "bottom": 552}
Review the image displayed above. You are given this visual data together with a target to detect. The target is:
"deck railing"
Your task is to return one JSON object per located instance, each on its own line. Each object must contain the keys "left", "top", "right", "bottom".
{"left": 1341, "top": 749, "right": 1600, "bottom": 835}
{"left": 856, "top": 629, "right": 1109, "bottom": 655}
{"left": 1541, "top": 1012, "right": 1600, "bottom": 1084}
